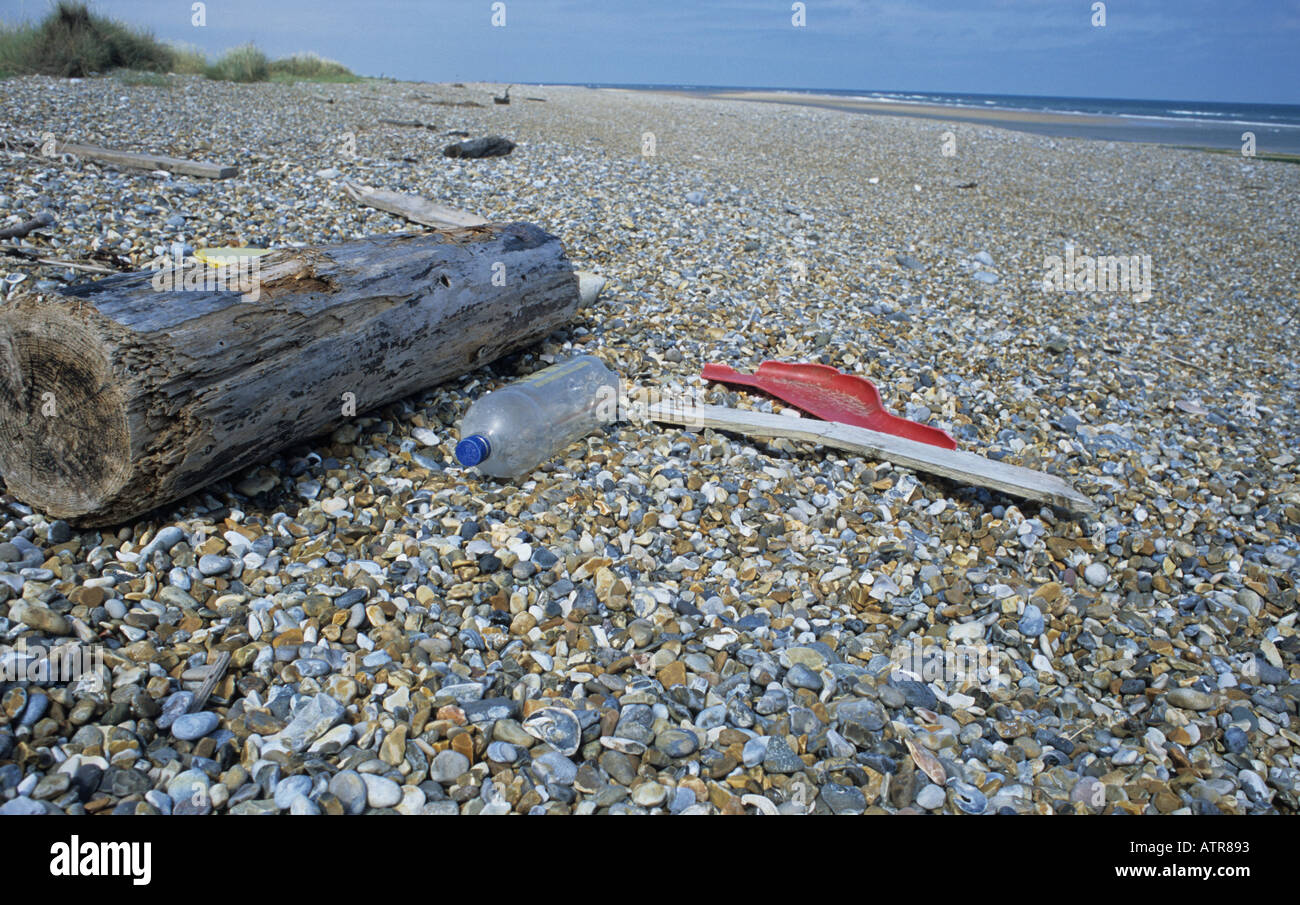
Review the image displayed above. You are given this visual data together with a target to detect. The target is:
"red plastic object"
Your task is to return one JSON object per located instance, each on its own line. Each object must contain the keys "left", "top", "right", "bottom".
{"left": 702, "top": 361, "right": 958, "bottom": 450}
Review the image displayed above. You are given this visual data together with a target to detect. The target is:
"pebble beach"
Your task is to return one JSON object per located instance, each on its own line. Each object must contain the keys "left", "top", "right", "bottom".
{"left": 1, "top": 74, "right": 1298, "bottom": 815}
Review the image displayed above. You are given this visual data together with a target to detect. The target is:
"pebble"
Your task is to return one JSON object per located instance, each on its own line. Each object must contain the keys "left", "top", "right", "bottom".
{"left": 655, "top": 728, "right": 698, "bottom": 758}
{"left": 329, "top": 771, "right": 368, "bottom": 815}
{"left": 145, "top": 790, "right": 173, "bottom": 814}
{"left": 1166, "top": 687, "right": 1217, "bottom": 711}
{"left": 1223, "top": 726, "right": 1249, "bottom": 754}
{"left": 762, "top": 736, "right": 804, "bottom": 774}
{"left": 290, "top": 796, "right": 322, "bottom": 815}
{"left": 916, "top": 783, "right": 946, "bottom": 810}
{"left": 0, "top": 797, "right": 46, "bottom": 816}
{"left": 669, "top": 787, "right": 696, "bottom": 813}
{"left": 167, "top": 769, "right": 210, "bottom": 806}
{"left": 1084, "top": 563, "right": 1109, "bottom": 588}
{"left": 0, "top": 78, "right": 1293, "bottom": 818}
{"left": 631, "top": 782, "right": 667, "bottom": 807}
{"left": 156, "top": 691, "right": 195, "bottom": 730}
{"left": 274, "top": 775, "right": 312, "bottom": 809}
{"left": 172, "top": 712, "right": 219, "bottom": 740}
{"left": 269, "top": 694, "right": 344, "bottom": 752}
{"left": 32, "top": 773, "right": 70, "bottom": 800}
{"left": 948, "top": 781, "right": 988, "bottom": 814}
{"left": 1018, "top": 603, "right": 1045, "bottom": 637}
{"left": 197, "top": 554, "right": 232, "bottom": 576}
{"left": 8, "top": 600, "right": 70, "bottom": 635}
{"left": 522, "top": 706, "right": 581, "bottom": 756}
{"left": 143, "top": 525, "right": 185, "bottom": 555}
{"left": 786, "top": 663, "right": 823, "bottom": 690}
{"left": 533, "top": 751, "right": 578, "bottom": 787}
{"left": 429, "top": 750, "right": 470, "bottom": 784}
{"left": 822, "top": 783, "right": 866, "bottom": 815}
{"left": 487, "top": 741, "right": 518, "bottom": 763}
{"left": 362, "top": 774, "right": 402, "bottom": 809}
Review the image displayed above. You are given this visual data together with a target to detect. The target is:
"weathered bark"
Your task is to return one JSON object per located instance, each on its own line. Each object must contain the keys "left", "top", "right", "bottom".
{"left": 0, "top": 223, "right": 581, "bottom": 525}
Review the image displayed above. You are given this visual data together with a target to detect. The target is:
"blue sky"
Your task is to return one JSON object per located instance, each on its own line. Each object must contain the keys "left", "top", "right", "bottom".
{"left": 3, "top": 0, "right": 1297, "bottom": 103}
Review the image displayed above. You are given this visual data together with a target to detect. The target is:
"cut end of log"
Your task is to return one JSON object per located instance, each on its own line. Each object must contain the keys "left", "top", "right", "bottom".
{"left": 0, "top": 302, "right": 131, "bottom": 519}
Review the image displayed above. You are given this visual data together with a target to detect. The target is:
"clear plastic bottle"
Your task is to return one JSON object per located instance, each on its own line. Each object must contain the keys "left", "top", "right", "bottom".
{"left": 454, "top": 355, "right": 619, "bottom": 478}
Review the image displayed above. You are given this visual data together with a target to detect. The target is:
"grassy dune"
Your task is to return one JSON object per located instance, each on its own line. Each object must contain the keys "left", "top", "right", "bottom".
{"left": 0, "top": 2, "right": 357, "bottom": 83}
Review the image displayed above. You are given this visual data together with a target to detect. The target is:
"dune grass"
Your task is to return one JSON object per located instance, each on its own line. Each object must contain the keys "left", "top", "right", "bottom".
{"left": 112, "top": 68, "right": 172, "bottom": 88}
{"left": 0, "top": 1, "right": 173, "bottom": 77}
{"left": 0, "top": 3, "right": 358, "bottom": 83}
{"left": 203, "top": 43, "right": 269, "bottom": 83}
{"left": 167, "top": 40, "right": 207, "bottom": 75}
{"left": 203, "top": 47, "right": 360, "bottom": 83}
{"left": 268, "top": 52, "right": 359, "bottom": 83}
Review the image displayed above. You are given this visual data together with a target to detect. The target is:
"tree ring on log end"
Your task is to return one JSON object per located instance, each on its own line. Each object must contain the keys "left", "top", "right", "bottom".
{"left": 0, "top": 305, "right": 130, "bottom": 519}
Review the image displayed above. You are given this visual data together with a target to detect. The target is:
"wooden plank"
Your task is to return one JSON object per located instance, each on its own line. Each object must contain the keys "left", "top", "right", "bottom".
{"left": 649, "top": 402, "right": 1096, "bottom": 513}
{"left": 54, "top": 142, "right": 237, "bottom": 179}
{"left": 189, "top": 651, "right": 232, "bottom": 712}
{"left": 343, "top": 181, "right": 488, "bottom": 228}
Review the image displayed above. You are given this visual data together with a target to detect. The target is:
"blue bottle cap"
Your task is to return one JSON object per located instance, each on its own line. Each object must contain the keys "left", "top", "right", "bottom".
{"left": 455, "top": 434, "right": 491, "bottom": 467}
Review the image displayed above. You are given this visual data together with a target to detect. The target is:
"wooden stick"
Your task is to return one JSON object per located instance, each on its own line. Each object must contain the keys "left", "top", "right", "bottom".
{"left": 35, "top": 258, "right": 120, "bottom": 274}
{"left": 378, "top": 118, "right": 437, "bottom": 131}
{"left": 0, "top": 212, "right": 54, "bottom": 240}
{"left": 54, "top": 142, "right": 237, "bottom": 179}
{"left": 190, "top": 651, "right": 232, "bottom": 712}
{"left": 343, "top": 181, "right": 488, "bottom": 228}
{"left": 0, "top": 247, "right": 121, "bottom": 274}
{"left": 1159, "top": 350, "right": 1209, "bottom": 374}
{"left": 649, "top": 402, "right": 1096, "bottom": 514}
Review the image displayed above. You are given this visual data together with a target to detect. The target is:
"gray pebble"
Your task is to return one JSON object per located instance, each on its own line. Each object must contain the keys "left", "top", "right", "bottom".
{"left": 198, "top": 554, "right": 232, "bottom": 576}
{"left": 916, "top": 783, "right": 946, "bottom": 810}
{"left": 1084, "top": 563, "right": 1109, "bottom": 587}
{"left": 171, "top": 711, "right": 219, "bottom": 740}
{"left": 362, "top": 774, "right": 402, "bottom": 809}
{"left": 274, "top": 775, "right": 312, "bottom": 809}
{"left": 429, "top": 750, "right": 470, "bottom": 784}
{"left": 329, "top": 770, "right": 368, "bottom": 815}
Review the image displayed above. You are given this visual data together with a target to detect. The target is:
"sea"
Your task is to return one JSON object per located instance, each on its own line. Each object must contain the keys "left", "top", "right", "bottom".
{"left": 578, "top": 84, "right": 1300, "bottom": 156}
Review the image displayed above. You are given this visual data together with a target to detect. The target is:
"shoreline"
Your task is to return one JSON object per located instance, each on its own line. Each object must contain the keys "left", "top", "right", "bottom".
{"left": 633, "top": 87, "right": 1300, "bottom": 157}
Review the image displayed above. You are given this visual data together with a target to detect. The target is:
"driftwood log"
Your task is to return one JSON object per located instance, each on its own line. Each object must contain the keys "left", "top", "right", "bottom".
{"left": 0, "top": 211, "right": 55, "bottom": 240}
{"left": 0, "top": 223, "right": 582, "bottom": 525}
{"left": 54, "top": 142, "right": 237, "bottom": 179}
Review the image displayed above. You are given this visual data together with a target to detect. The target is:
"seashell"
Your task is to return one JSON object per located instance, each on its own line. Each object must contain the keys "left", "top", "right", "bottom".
{"left": 741, "top": 794, "right": 779, "bottom": 815}
{"left": 906, "top": 738, "right": 947, "bottom": 786}
{"left": 522, "top": 706, "right": 581, "bottom": 756}
{"left": 948, "top": 780, "right": 988, "bottom": 815}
